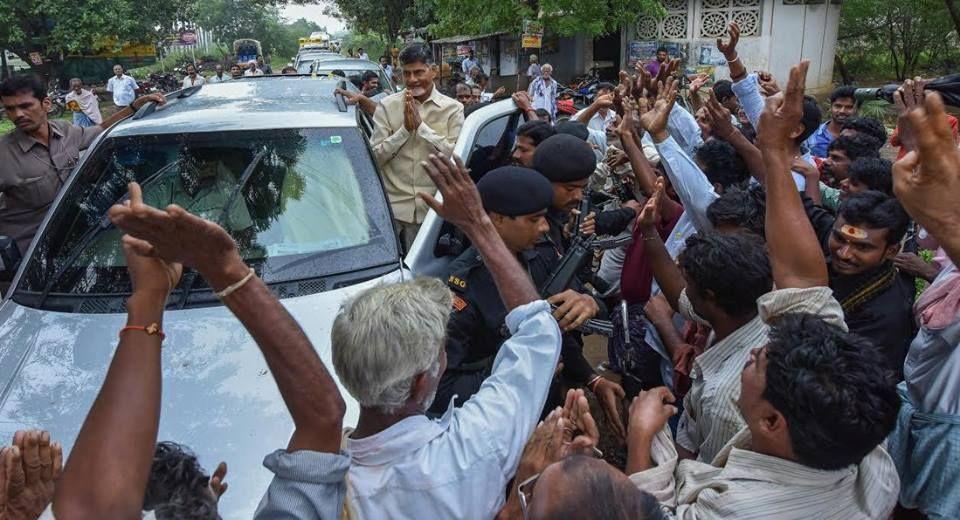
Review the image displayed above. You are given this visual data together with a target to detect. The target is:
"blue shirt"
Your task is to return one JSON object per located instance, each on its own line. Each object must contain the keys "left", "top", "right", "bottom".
{"left": 731, "top": 73, "right": 811, "bottom": 190}
{"left": 804, "top": 122, "right": 835, "bottom": 158}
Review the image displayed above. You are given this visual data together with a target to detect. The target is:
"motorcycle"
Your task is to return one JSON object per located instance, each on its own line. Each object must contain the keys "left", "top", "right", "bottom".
{"left": 47, "top": 89, "right": 67, "bottom": 118}
{"left": 147, "top": 72, "right": 179, "bottom": 93}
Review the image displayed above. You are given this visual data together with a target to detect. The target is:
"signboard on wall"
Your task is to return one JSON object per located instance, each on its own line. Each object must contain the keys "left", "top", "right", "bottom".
{"left": 457, "top": 45, "right": 473, "bottom": 57}
{"left": 627, "top": 41, "right": 658, "bottom": 67}
{"left": 522, "top": 20, "right": 544, "bottom": 49}
{"left": 697, "top": 43, "right": 726, "bottom": 66}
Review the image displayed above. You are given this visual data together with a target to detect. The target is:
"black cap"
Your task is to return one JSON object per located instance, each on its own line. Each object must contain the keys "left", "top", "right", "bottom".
{"left": 533, "top": 134, "right": 596, "bottom": 183}
{"left": 555, "top": 120, "right": 590, "bottom": 141}
{"left": 477, "top": 166, "right": 554, "bottom": 216}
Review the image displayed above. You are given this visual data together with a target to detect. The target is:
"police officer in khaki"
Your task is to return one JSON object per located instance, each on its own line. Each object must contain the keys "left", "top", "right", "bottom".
{"left": 0, "top": 75, "right": 164, "bottom": 255}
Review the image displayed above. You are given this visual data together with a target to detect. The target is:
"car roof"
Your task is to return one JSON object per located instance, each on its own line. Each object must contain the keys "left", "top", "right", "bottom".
{"left": 109, "top": 77, "right": 359, "bottom": 137}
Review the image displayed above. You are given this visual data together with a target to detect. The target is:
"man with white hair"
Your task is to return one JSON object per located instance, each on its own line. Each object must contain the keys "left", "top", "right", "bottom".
{"left": 255, "top": 153, "right": 562, "bottom": 519}
{"left": 528, "top": 63, "right": 558, "bottom": 122}
{"left": 243, "top": 60, "right": 263, "bottom": 77}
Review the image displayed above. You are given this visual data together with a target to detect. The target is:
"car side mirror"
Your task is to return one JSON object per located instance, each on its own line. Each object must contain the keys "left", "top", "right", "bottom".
{"left": 0, "top": 236, "right": 22, "bottom": 282}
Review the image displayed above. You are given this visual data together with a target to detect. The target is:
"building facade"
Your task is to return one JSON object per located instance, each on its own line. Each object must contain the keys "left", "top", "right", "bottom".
{"left": 624, "top": 0, "right": 842, "bottom": 93}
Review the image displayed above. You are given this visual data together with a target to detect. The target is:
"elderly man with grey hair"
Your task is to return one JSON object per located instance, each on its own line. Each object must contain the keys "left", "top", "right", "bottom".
{"left": 254, "top": 153, "right": 562, "bottom": 519}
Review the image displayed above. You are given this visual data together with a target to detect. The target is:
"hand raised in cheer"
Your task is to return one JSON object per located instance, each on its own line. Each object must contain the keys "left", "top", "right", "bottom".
{"left": 418, "top": 154, "right": 488, "bottom": 232}
{"left": 758, "top": 71, "right": 781, "bottom": 96}
{"left": 512, "top": 91, "right": 534, "bottom": 112}
{"left": 639, "top": 78, "right": 679, "bottom": 142}
{"left": 688, "top": 73, "right": 710, "bottom": 96}
{"left": 703, "top": 89, "right": 736, "bottom": 141}
{"left": 716, "top": 22, "right": 741, "bottom": 62}
{"left": 893, "top": 77, "right": 928, "bottom": 153}
{"left": 0, "top": 430, "right": 63, "bottom": 520}
{"left": 892, "top": 91, "right": 960, "bottom": 237}
{"left": 756, "top": 60, "right": 810, "bottom": 151}
{"left": 108, "top": 182, "right": 245, "bottom": 290}
{"left": 634, "top": 177, "right": 665, "bottom": 233}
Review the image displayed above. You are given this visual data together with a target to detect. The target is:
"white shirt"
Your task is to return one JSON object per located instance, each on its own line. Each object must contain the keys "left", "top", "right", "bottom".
{"left": 528, "top": 76, "right": 557, "bottom": 121}
{"left": 207, "top": 73, "right": 230, "bottom": 84}
{"left": 244, "top": 68, "right": 264, "bottom": 77}
{"left": 341, "top": 301, "right": 561, "bottom": 519}
{"left": 64, "top": 89, "right": 102, "bottom": 124}
{"left": 587, "top": 109, "right": 618, "bottom": 134}
{"left": 631, "top": 425, "right": 899, "bottom": 520}
{"left": 358, "top": 52, "right": 369, "bottom": 61}
{"left": 106, "top": 74, "right": 138, "bottom": 107}
{"left": 181, "top": 75, "right": 205, "bottom": 87}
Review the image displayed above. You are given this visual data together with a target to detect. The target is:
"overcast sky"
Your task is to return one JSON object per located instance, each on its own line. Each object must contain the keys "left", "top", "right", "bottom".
{"left": 281, "top": 3, "right": 346, "bottom": 34}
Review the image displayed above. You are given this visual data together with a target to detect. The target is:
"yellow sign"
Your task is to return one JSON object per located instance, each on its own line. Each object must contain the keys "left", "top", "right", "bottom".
{"left": 522, "top": 35, "right": 542, "bottom": 49}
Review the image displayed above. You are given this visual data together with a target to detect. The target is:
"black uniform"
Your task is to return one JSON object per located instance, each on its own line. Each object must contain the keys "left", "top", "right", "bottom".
{"left": 427, "top": 245, "right": 607, "bottom": 416}
{"left": 802, "top": 194, "right": 916, "bottom": 375}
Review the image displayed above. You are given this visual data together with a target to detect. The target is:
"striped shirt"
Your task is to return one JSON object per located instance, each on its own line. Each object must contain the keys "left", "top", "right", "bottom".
{"left": 631, "top": 426, "right": 900, "bottom": 519}
{"left": 675, "top": 287, "right": 847, "bottom": 463}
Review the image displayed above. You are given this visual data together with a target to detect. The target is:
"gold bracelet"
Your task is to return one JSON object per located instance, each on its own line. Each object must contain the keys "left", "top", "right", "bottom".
{"left": 216, "top": 267, "right": 255, "bottom": 299}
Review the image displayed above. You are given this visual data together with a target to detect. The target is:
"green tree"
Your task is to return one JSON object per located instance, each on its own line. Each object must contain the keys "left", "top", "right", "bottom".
{"left": 0, "top": 0, "right": 190, "bottom": 78}
{"left": 426, "top": 0, "right": 663, "bottom": 38}
{"left": 837, "top": 0, "right": 957, "bottom": 82}
{"left": 322, "top": 0, "right": 416, "bottom": 44}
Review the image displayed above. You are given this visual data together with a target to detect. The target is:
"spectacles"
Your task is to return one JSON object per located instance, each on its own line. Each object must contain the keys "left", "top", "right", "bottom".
{"left": 517, "top": 472, "right": 540, "bottom": 520}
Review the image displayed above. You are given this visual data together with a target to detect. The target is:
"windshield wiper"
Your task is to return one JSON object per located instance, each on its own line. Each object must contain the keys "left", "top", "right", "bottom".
{"left": 174, "top": 150, "right": 266, "bottom": 309}
{"left": 36, "top": 160, "right": 183, "bottom": 306}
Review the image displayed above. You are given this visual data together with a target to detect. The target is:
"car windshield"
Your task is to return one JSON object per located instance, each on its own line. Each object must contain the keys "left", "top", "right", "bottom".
{"left": 16, "top": 128, "right": 398, "bottom": 311}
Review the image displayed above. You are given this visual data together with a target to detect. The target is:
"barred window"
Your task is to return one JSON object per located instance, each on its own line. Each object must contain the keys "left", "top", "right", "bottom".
{"left": 699, "top": 0, "right": 762, "bottom": 38}
{"left": 636, "top": 0, "right": 690, "bottom": 40}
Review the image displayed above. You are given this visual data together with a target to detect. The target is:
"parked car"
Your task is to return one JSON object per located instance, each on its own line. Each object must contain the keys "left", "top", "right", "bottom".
{"left": 296, "top": 57, "right": 398, "bottom": 95}
{"left": 0, "top": 76, "right": 519, "bottom": 516}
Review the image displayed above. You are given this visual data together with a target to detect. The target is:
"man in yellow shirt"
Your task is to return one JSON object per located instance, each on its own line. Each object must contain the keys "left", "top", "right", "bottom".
{"left": 371, "top": 44, "right": 464, "bottom": 250}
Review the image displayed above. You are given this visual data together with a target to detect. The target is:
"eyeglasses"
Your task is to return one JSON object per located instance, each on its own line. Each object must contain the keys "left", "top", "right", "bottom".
{"left": 517, "top": 472, "right": 540, "bottom": 519}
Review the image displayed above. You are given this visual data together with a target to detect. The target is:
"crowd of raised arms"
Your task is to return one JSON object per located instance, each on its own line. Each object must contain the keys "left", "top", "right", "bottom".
{"left": 1, "top": 21, "right": 959, "bottom": 520}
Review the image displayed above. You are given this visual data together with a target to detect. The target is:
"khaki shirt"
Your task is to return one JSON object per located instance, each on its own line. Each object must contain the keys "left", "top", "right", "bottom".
{"left": 0, "top": 120, "right": 101, "bottom": 253}
{"left": 371, "top": 87, "right": 464, "bottom": 225}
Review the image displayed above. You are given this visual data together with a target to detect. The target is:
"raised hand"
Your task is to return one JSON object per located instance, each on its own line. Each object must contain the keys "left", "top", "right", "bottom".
{"left": 108, "top": 183, "right": 242, "bottom": 287}
{"left": 704, "top": 89, "right": 736, "bottom": 140}
{"left": 689, "top": 73, "right": 710, "bottom": 96}
{"left": 758, "top": 71, "right": 780, "bottom": 96}
{"left": 208, "top": 461, "right": 229, "bottom": 502}
{"left": 0, "top": 430, "right": 62, "bottom": 520}
{"left": 639, "top": 78, "right": 678, "bottom": 142}
{"left": 593, "top": 92, "right": 615, "bottom": 109}
{"left": 756, "top": 60, "right": 809, "bottom": 151}
{"left": 892, "top": 92, "right": 960, "bottom": 259}
{"left": 893, "top": 77, "right": 928, "bottom": 153}
{"left": 716, "top": 22, "right": 741, "bottom": 61}
{"left": 634, "top": 177, "right": 665, "bottom": 233}
{"left": 418, "top": 154, "right": 488, "bottom": 231}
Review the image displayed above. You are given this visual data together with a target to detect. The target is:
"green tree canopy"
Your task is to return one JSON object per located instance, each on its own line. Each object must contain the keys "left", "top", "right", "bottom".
{"left": 837, "top": 0, "right": 957, "bottom": 82}
{"left": 426, "top": 0, "right": 663, "bottom": 38}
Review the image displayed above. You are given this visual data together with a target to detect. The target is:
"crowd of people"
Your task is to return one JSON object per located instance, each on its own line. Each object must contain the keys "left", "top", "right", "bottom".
{"left": 1, "top": 20, "right": 959, "bottom": 519}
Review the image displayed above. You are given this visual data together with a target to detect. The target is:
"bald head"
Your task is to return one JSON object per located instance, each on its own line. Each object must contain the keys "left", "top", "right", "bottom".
{"left": 527, "top": 456, "right": 663, "bottom": 520}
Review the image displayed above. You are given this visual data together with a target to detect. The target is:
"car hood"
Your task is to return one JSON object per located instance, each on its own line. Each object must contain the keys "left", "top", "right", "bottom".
{"left": 0, "top": 272, "right": 401, "bottom": 516}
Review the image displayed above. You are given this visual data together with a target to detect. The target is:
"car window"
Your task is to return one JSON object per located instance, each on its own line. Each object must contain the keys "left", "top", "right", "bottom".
{"left": 17, "top": 128, "right": 398, "bottom": 310}
{"left": 464, "top": 110, "right": 522, "bottom": 182}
